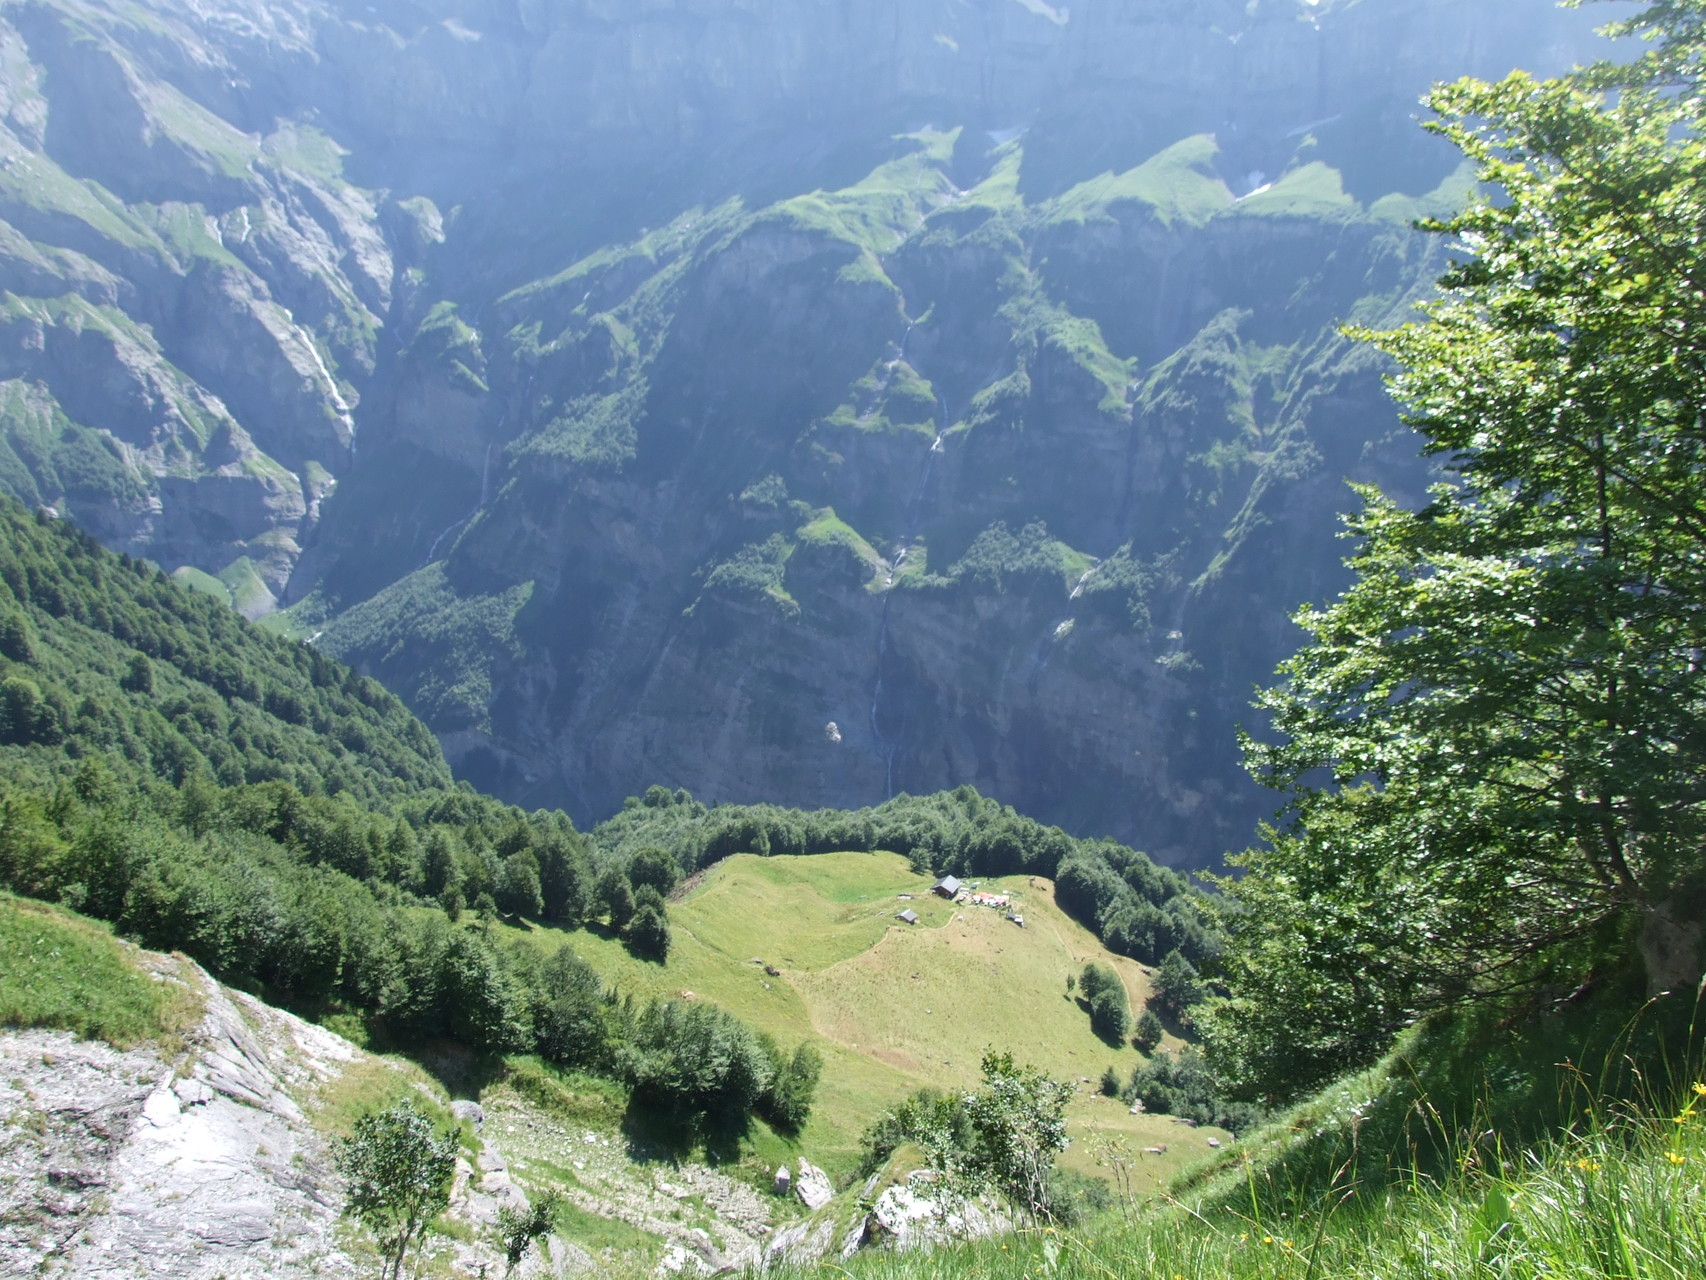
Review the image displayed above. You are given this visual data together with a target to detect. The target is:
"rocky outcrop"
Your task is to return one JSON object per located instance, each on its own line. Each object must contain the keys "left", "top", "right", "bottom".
{"left": 0, "top": 950, "right": 591, "bottom": 1279}
{"left": 0, "top": 955, "right": 362, "bottom": 1278}
{"left": 760, "top": 1168, "right": 1009, "bottom": 1270}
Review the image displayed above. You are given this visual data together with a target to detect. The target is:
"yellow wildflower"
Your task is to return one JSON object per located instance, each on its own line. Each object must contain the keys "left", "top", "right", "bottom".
{"left": 1667, "top": 1151, "right": 1688, "bottom": 1165}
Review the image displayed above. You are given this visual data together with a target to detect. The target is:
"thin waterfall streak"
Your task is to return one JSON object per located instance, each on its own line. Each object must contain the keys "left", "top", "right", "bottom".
{"left": 422, "top": 442, "right": 495, "bottom": 568}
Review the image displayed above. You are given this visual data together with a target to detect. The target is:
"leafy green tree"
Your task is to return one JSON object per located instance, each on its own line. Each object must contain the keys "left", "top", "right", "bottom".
{"left": 1205, "top": 0, "right": 1706, "bottom": 1103}
{"left": 596, "top": 865, "right": 635, "bottom": 928}
{"left": 758, "top": 1040, "right": 823, "bottom": 1132}
{"left": 625, "top": 896, "right": 671, "bottom": 961}
{"left": 334, "top": 1100, "right": 457, "bottom": 1280}
{"left": 534, "top": 945, "right": 610, "bottom": 1069}
{"left": 496, "top": 849, "right": 544, "bottom": 918}
{"left": 1124, "top": 1048, "right": 1264, "bottom": 1136}
{"left": 1152, "top": 949, "right": 1202, "bottom": 1019}
{"left": 1088, "top": 988, "right": 1129, "bottom": 1044}
{"left": 619, "top": 999, "right": 775, "bottom": 1121}
{"left": 421, "top": 828, "right": 460, "bottom": 901}
{"left": 439, "top": 930, "right": 528, "bottom": 1052}
{"left": 497, "top": 1190, "right": 560, "bottom": 1276}
{"left": 0, "top": 609, "right": 34, "bottom": 662}
{"left": 0, "top": 676, "right": 52, "bottom": 745}
{"left": 1079, "top": 961, "right": 1130, "bottom": 1043}
{"left": 957, "top": 1051, "right": 1073, "bottom": 1222}
{"left": 1132, "top": 1007, "right": 1164, "bottom": 1054}
{"left": 627, "top": 845, "right": 681, "bottom": 896}
{"left": 120, "top": 653, "right": 153, "bottom": 694}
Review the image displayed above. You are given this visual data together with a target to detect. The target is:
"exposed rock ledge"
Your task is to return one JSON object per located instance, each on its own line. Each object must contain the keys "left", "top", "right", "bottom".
{"left": 0, "top": 956, "right": 366, "bottom": 1278}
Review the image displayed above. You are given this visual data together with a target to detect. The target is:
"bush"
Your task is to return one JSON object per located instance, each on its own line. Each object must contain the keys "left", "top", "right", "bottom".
{"left": 625, "top": 900, "right": 671, "bottom": 961}
{"left": 1081, "top": 962, "right": 1130, "bottom": 1044}
{"left": 1090, "top": 987, "right": 1130, "bottom": 1044}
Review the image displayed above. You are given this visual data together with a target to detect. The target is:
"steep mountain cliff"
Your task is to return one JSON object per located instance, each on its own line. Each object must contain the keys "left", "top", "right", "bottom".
{"left": 0, "top": 0, "right": 1598, "bottom": 861}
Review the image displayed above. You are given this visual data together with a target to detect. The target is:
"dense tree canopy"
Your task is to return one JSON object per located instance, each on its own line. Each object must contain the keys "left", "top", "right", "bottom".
{"left": 1205, "top": 0, "right": 1706, "bottom": 1103}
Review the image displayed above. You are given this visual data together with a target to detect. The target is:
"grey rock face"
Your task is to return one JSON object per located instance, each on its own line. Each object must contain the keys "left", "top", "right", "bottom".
{"left": 0, "top": 958, "right": 362, "bottom": 1278}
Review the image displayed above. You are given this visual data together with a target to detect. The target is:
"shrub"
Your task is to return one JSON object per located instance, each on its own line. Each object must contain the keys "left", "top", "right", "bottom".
{"left": 336, "top": 1101, "right": 457, "bottom": 1280}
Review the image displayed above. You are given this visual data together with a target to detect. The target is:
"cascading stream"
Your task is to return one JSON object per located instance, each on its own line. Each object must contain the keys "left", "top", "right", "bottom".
{"left": 1025, "top": 561, "right": 1103, "bottom": 689}
{"left": 422, "top": 442, "right": 493, "bottom": 567}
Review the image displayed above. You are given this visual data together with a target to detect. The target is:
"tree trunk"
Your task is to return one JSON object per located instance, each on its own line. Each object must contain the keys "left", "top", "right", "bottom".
{"left": 1640, "top": 900, "right": 1704, "bottom": 997}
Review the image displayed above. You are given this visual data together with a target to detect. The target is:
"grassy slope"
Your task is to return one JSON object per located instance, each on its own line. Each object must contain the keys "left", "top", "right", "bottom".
{"left": 0, "top": 891, "right": 202, "bottom": 1049}
{"left": 505, "top": 852, "right": 1223, "bottom": 1184}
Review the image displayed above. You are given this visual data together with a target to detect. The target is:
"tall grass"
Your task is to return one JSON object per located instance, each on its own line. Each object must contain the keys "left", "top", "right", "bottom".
{"left": 771, "top": 1058, "right": 1706, "bottom": 1280}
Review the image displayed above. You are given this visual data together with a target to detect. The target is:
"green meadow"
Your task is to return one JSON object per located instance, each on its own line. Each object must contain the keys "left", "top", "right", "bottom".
{"left": 501, "top": 852, "right": 1223, "bottom": 1183}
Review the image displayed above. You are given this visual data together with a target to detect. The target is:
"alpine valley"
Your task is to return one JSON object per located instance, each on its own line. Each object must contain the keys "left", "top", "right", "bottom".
{"left": 0, "top": 0, "right": 1598, "bottom": 864}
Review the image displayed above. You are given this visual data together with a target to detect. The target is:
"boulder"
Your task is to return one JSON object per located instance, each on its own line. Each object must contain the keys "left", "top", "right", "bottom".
{"left": 794, "top": 1160, "right": 833, "bottom": 1211}
{"left": 773, "top": 1165, "right": 791, "bottom": 1196}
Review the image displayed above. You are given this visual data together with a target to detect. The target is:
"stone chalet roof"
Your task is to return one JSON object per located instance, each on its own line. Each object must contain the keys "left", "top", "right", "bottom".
{"left": 932, "top": 876, "right": 962, "bottom": 896}
{"left": 895, "top": 909, "right": 920, "bottom": 925}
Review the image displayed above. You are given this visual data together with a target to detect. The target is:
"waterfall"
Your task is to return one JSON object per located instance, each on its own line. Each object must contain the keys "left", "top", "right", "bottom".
{"left": 1026, "top": 561, "right": 1102, "bottom": 689}
{"left": 421, "top": 442, "right": 493, "bottom": 568}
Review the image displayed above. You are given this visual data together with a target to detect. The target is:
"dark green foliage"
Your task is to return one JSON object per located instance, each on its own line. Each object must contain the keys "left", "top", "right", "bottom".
{"left": 597, "top": 866, "right": 635, "bottom": 928}
{"left": 590, "top": 784, "right": 1218, "bottom": 967}
{"left": 758, "top": 1040, "right": 823, "bottom": 1134}
{"left": 1099, "top": 1066, "right": 1121, "bottom": 1097}
{"left": 1133, "top": 1007, "right": 1164, "bottom": 1054}
{"left": 0, "top": 495, "right": 449, "bottom": 801}
{"left": 617, "top": 999, "right": 775, "bottom": 1121}
{"left": 119, "top": 654, "right": 152, "bottom": 694}
{"left": 532, "top": 946, "right": 611, "bottom": 1071}
{"left": 1153, "top": 949, "right": 1204, "bottom": 1019}
{"left": 0, "top": 675, "right": 60, "bottom": 746}
{"left": 497, "top": 850, "right": 544, "bottom": 919}
{"left": 1079, "top": 962, "right": 1130, "bottom": 1044}
{"left": 1124, "top": 1049, "right": 1264, "bottom": 1136}
{"left": 0, "top": 610, "right": 34, "bottom": 663}
{"left": 624, "top": 885, "right": 671, "bottom": 961}
{"left": 626, "top": 845, "right": 681, "bottom": 897}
